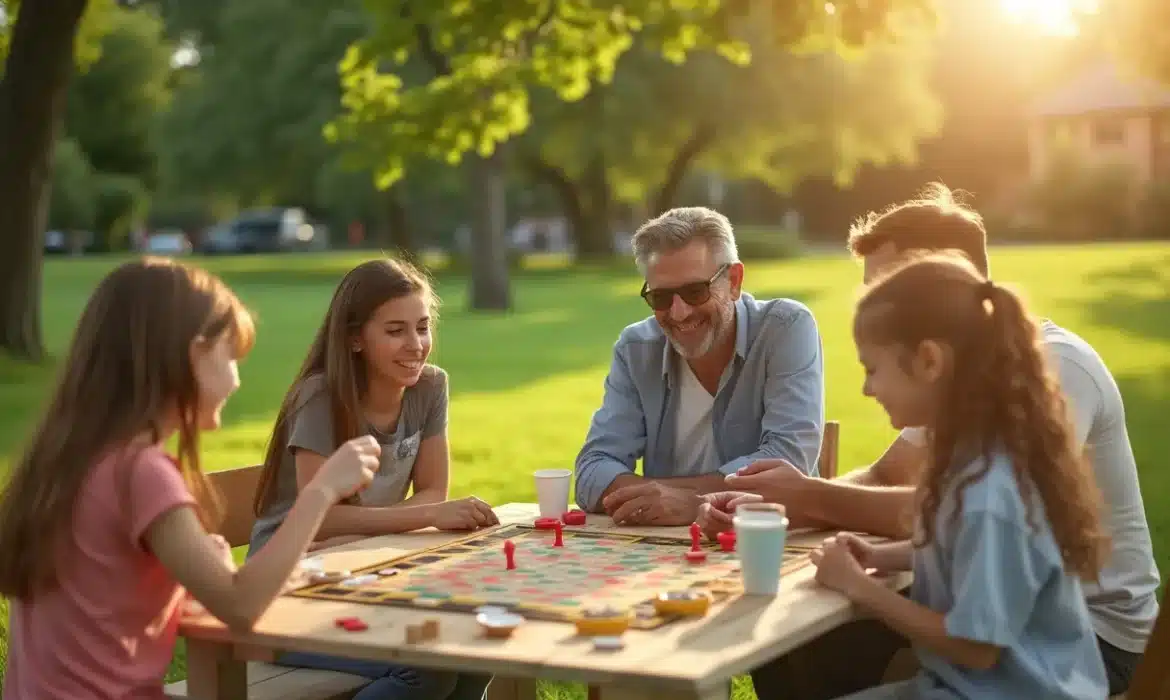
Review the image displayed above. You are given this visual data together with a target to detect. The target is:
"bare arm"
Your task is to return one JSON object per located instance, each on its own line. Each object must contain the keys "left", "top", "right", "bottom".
{"left": 147, "top": 486, "right": 333, "bottom": 631}
{"left": 848, "top": 575, "right": 1001, "bottom": 670}
{"left": 296, "top": 450, "right": 436, "bottom": 537}
{"left": 398, "top": 435, "right": 448, "bottom": 506}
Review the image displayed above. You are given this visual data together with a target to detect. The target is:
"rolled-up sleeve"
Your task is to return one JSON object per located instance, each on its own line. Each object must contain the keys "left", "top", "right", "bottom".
{"left": 573, "top": 339, "right": 648, "bottom": 511}
{"left": 719, "top": 306, "right": 825, "bottom": 476}
{"left": 945, "top": 511, "right": 1056, "bottom": 646}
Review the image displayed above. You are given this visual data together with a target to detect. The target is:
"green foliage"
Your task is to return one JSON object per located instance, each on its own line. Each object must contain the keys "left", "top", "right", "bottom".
{"left": 64, "top": 3, "right": 173, "bottom": 185}
{"left": 329, "top": 0, "right": 935, "bottom": 190}
{"left": 92, "top": 173, "right": 148, "bottom": 250}
{"left": 155, "top": 0, "right": 368, "bottom": 207}
{"left": 1026, "top": 144, "right": 1141, "bottom": 241}
{"left": 48, "top": 138, "right": 97, "bottom": 232}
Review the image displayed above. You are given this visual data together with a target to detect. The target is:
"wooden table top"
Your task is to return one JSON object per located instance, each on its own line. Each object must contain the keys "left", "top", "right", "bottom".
{"left": 178, "top": 503, "right": 911, "bottom": 694}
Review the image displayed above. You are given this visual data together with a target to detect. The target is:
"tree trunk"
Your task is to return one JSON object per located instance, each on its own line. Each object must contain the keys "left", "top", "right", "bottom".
{"left": 467, "top": 148, "right": 511, "bottom": 311}
{"left": 649, "top": 123, "right": 718, "bottom": 215}
{"left": 0, "top": 0, "right": 90, "bottom": 362}
{"left": 383, "top": 186, "right": 415, "bottom": 260}
{"left": 576, "top": 156, "right": 614, "bottom": 260}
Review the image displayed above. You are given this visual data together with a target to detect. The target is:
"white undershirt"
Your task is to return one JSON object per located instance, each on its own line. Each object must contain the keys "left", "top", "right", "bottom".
{"left": 674, "top": 360, "right": 720, "bottom": 475}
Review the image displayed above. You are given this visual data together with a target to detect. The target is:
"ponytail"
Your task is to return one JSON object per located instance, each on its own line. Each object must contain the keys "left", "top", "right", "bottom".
{"left": 858, "top": 253, "right": 1108, "bottom": 581}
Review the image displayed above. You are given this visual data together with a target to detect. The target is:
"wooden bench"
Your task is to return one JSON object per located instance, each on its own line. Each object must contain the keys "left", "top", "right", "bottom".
{"left": 163, "top": 464, "right": 368, "bottom": 700}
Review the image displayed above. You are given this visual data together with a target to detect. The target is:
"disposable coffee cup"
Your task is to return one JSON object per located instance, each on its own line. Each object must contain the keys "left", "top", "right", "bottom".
{"left": 733, "top": 502, "right": 789, "bottom": 596}
{"left": 534, "top": 469, "right": 572, "bottom": 518}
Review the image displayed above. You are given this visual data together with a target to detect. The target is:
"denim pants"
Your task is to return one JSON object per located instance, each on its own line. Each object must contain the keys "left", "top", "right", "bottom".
{"left": 278, "top": 650, "right": 493, "bottom": 700}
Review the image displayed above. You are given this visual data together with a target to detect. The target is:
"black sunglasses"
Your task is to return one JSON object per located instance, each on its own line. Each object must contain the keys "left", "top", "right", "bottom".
{"left": 640, "top": 264, "right": 729, "bottom": 311}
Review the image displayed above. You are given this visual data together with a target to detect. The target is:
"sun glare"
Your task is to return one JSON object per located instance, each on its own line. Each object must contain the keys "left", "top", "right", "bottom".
{"left": 1000, "top": 0, "right": 1096, "bottom": 36}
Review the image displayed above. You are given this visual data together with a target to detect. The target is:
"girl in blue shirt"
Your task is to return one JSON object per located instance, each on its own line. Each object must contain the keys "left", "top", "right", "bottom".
{"left": 813, "top": 252, "right": 1110, "bottom": 700}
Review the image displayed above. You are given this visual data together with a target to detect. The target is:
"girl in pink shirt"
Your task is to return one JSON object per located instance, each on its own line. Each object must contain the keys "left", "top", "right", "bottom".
{"left": 0, "top": 257, "right": 382, "bottom": 700}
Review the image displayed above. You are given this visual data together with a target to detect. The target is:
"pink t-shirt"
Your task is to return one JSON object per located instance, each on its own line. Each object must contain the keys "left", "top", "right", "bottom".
{"left": 4, "top": 445, "right": 196, "bottom": 700}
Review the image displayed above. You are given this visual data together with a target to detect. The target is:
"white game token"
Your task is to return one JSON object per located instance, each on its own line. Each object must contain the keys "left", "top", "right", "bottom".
{"left": 592, "top": 636, "right": 624, "bottom": 651}
{"left": 377, "top": 568, "right": 400, "bottom": 577}
{"left": 339, "top": 574, "right": 375, "bottom": 587}
{"left": 475, "top": 605, "right": 508, "bottom": 616}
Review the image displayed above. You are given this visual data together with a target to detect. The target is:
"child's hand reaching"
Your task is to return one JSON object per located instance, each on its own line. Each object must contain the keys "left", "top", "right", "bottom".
{"left": 310, "top": 436, "right": 382, "bottom": 502}
{"left": 810, "top": 533, "right": 869, "bottom": 597}
{"left": 695, "top": 491, "right": 762, "bottom": 540}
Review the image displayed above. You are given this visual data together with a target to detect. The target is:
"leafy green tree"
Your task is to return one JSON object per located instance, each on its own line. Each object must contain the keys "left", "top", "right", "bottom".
{"left": 47, "top": 137, "right": 97, "bottom": 233}
{"left": 0, "top": 0, "right": 118, "bottom": 361}
{"left": 516, "top": 22, "right": 941, "bottom": 256}
{"left": 330, "top": 0, "right": 935, "bottom": 309}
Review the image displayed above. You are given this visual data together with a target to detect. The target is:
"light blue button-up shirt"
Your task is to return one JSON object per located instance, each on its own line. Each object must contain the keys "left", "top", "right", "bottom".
{"left": 573, "top": 292, "right": 826, "bottom": 512}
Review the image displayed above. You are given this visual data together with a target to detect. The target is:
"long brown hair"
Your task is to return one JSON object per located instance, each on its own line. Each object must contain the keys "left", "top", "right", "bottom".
{"left": 252, "top": 257, "right": 436, "bottom": 515}
{"left": 0, "top": 257, "right": 255, "bottom": 600}
{"left": 854, "top": 252, "right": 1107, "bottom": 579}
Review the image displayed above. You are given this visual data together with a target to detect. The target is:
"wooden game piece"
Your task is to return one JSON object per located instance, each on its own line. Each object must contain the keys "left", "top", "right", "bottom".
{"left": 421, "top": 619, "right": 439, "bottom": 640}
{"left": 335, "top": 616, "right": 368, "bottom": 632}
{"left": 685, "top": 549, "right": 707, "bottom": 563}
{"left": 717, "top": 530, "right": 736, "bottom": 552}
{"left": 476, "top": 610, "right": 524, "bottom": 639}
{"left": 562, "top": 509, "right": 586, "bottom": 526}
{"left": 504, "top": 539, "right": 516, "bottom": 570}
{"left": 653, "top": 590, "right": 712, "bottom": 617}
{"left": 553, "top": 521, "right": 564, "bottom": 547}
{"left": 574, "top": 606, "right": 631, "bottom": 636}
{"left": 689, "top": 522, "right": 702, "bottom": 552}
{"left": 592, "top": 635, "right": 625, "bottom": 651}
{"left": 309, "top": 569, "right": 351, "bottom": 584}
{"left": 535, "top": 517, "right": 560, "bottom": 529}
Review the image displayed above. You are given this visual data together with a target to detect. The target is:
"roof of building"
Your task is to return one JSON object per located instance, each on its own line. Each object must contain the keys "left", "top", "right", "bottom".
{"left": 1031, "top": 61, "right": 1170, "bottom": 117}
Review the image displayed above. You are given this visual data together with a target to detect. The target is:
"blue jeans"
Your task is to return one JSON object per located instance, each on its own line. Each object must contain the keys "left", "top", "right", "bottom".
{"left": 278, "top": 650, "right": 493, "bottom": 700}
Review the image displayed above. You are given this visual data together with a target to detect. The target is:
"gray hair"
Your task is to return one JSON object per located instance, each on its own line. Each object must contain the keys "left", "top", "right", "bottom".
{"left": 632, "top": 206, "right": 739, "bottom": 273}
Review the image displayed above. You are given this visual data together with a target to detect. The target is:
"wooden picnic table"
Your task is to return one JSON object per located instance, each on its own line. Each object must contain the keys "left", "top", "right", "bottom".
{"left": 178, "top": 502, "right": 912, "bottom": 700}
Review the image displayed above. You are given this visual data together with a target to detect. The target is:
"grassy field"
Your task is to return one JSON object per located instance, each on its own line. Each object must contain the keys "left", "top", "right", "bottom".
{"left": 1, "top": 243, "right": 1168, "bottom": 698}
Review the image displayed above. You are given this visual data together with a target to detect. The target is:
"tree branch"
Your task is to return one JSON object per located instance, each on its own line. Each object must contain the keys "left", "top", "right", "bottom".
{"left": 399, "top": 0, "right": 452, "bottom": 76}
{"left": 651, "top": 122, "right": 718, "bottom": 214}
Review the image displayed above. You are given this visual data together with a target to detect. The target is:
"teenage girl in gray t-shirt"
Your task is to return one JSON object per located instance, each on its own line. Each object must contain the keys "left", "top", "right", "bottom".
{"left": 249, "top": 258, "right": 496, "bottom": 700}
{"left": 814, "top": 255, "right": 1110, "bottom": 700}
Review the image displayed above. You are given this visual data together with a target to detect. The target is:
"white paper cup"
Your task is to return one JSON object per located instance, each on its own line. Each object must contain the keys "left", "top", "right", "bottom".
{"left": 534, "top": 469, "right": 572, "bottom": 517}
{"left": 733, "top": 502, "right": 789, "bottom": 596}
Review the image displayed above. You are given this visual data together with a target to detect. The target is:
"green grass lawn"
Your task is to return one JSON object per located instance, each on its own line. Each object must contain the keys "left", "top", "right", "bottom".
{"left": 1, "top": 243, "right": 1168, "bottom": 698}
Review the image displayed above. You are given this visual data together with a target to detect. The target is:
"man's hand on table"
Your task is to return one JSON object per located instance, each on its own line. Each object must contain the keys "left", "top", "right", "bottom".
{"left": 603, "top": 481, "right": 702, "bottom": 526}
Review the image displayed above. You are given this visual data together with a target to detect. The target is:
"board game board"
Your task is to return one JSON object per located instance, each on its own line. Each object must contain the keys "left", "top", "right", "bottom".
{"left": 288, "top": 523, "right": 816, "bottom": 630}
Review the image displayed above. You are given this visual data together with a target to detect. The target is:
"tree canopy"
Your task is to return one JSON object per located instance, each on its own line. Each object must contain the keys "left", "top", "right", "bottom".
{"left": 327, "top": 0, "right": 936, "bottom": 191}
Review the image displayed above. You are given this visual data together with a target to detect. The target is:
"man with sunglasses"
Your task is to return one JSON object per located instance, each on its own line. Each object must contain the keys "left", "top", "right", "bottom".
{"left": 572, "top": 206, "right": 826, "bottom": 526}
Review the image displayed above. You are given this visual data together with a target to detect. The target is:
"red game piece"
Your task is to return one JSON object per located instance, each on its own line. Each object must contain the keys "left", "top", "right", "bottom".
{"left": 504, "top": 539, "right": 516, "bottom": 570}
{"left": 335, "top": 617, "right": 368, "bottom": 632}
{"left": 717, "top": 530, "right": 736, "bottom": 552}
{"left": 535, "top": 517, "right": 560, "bottom": 530}
{"left": 685, "top": 550, "right": 707, "bottom": 563}
{"left": 562, "top": 509, "right": 586, "bottom": 526}
{"left": 689, "top": 522, "right": 702, "bottom": 552}
{"left": 553, "top": 521, "right": 564, "bottom": 547}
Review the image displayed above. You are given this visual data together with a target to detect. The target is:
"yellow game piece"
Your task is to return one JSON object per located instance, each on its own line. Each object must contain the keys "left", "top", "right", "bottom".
{"left": 574, "top": 606, "right": 631, "bottom": 636}
{"left": 652, "top": 590, "right": 711, "bottom": 617}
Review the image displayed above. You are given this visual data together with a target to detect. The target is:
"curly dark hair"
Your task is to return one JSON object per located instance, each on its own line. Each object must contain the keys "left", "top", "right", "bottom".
{"left": 853, "top": 252, "right": 1107, "bottom": 580}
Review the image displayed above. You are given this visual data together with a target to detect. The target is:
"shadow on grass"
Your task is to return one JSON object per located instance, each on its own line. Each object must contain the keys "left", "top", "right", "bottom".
{"left": 1083, "top": 254, "right": 1170, "bottom": 287}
